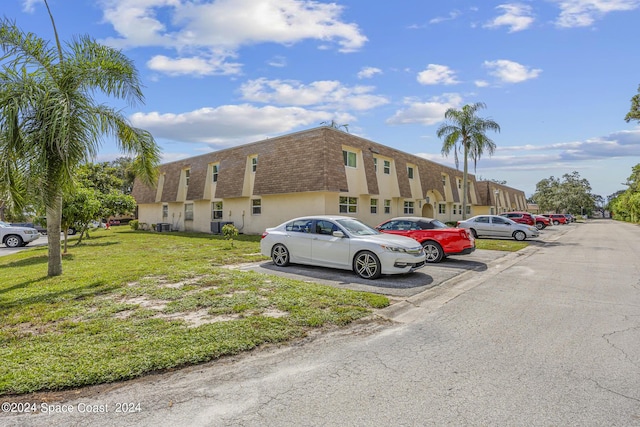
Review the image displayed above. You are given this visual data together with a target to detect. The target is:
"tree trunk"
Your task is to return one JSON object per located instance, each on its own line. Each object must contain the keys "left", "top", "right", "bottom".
{"left": 46, "top": 195, "right": 63, "bottom": 276}
{"left": 462, "top": 144, "right": 469, "bottom": 220}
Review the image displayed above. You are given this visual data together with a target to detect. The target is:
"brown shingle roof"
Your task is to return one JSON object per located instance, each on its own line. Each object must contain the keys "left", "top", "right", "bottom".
{"left": 132, "top": 127, "right": 480, "bottom": 203}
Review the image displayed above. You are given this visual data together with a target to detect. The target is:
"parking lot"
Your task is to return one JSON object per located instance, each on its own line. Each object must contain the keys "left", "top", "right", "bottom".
{"left": 231, "top": 249, "right": 506, "bottom": 297}
{"left": 229, "top": 224, "right": 571, "bottom": 298}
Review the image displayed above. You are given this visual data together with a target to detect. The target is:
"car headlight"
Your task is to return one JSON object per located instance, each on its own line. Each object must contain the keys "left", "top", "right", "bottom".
{"left": 380, "top": 245, "right": 408, "bottom": 253}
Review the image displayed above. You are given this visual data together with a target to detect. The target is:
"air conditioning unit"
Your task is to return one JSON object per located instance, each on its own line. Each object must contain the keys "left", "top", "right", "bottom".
{"left": 156, "top": 223, "right": 171, "bottom": 232}
{"left": 210, "top": 221, "right": 222, "bottom": 234}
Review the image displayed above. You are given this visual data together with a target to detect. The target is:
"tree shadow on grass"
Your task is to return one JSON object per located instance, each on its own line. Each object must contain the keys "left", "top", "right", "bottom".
{"left": 0, "top": 254, "right": 49, "bottom": 269}
{"left": 0, "top": 278, "right": 120, "bottom": 311}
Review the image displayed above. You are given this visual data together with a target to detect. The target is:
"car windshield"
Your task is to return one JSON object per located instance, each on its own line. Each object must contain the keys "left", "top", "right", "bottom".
{"left": 336, "top": 218, "right": 379, "bottom": 236}
{"left": 0, "top": 221, "right": 11, "bottom": 228}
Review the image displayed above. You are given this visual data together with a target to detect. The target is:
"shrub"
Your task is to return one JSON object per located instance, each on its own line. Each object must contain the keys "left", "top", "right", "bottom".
{"left": 129, "top": 220, "right": 140, "bottom": 230}
{"left": 222, "top": 223, "right": 239, "bottom": 248}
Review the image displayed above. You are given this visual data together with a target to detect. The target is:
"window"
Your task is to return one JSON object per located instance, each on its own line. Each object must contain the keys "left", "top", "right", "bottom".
{"left": 339, "top": 196, "right": 358, "bottom": 213}
{"left": 493, "top": 216, "right": 509, "bottom": 225}
{"left": 404, "top": 201, "right": 414, "bottom": 214}
{"left": 185, "top": 203, "right": 194, "bottom": 221}
{"left": 286, "top": 219, "right": 312, "bottom": 233}
{"left": 457, "top": 179, "right": 462, "bottom": 189}
{"left": 162, "top": 204, "right": 168, "bottom": 218}
{"left": 384, "top": 199, "right": 391, "bottom": 214}
{"left": 211, "top": 201, "right": 223, "bottom": 220}
{"left": 383, "top": 160, "right": 390, "bottom": 174}
{"left": 441, "top": 175, "right": 446, "bottom": 186}
{"left": 466, "top": 205, "right": 471, "bottom": 215}
{"left": 453, "top": 204, "right": 458, "bottom": 215}
{"left": 251, "top": 157, "right": 258, "bottom": 172}
{"left": 438, "top": 204, "right": 446, "bottom": 214}
{"left": 373, "top": 158, "right": 378, "bottom": 172}
{"left": 212, "top": 164, "right": 219, "bottom": 182}
{"left": 185, "top": 169, "right": 190, "bottom": 186}
{"left": 407, "top": 167, "right": 414, "bottom": 179}
{"left": 370, "top": 198, "right": 378, "bottom": 214}
{"left": 252, "top": 199, "right": 261, "bottom": 215}
{"left": 343, "top": 150, "right": 357, "bottom": 168}
{"left": 315, "top": 220, "right": 338, "bottom": 235}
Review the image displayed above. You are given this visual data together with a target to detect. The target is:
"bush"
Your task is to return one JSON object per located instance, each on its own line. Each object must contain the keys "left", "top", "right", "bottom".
{"left": 222, "top": 223, "right": 239, "bottom": 248}
{"left": 129, "top": 220, "right": 139, "bottom": 230}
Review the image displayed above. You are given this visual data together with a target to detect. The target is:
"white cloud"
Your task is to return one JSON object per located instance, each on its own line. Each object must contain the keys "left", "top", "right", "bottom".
{"left": 21, "top": 0, "right": 43, "bottom": 13}
{"left": 551, "top": 0, "right": 640, "bottom": 28}
{"left": 483, "top": 59, "right": 542, "bottom": 83}
{"left": 484, "top": 3, "right": 535, "bottom": 32}
{"left": 98, "top": 0, "right": 367, "bottom": 76}
{"left": 417, "top": 64, "right": 460, "bottom": 85}
{"left": 428, "top": 10, "right": 462, "bottom": 24}
{"left": 146, "top": 52, "right": 242, "bottom": 76}
{"left": 239, "top": 78, "right": 389, "bottom": 111}
{"left": 475, "top": 80, "right": 490, "bottom": 87}
{"left": 497, "top": 128, "right": 640, "bottom": 160}
{"left": 386, "top": 94, "right": 464, "bottom": 126}
{"left": 130, "top": 104, "right": 339, "bottom": 146}
{"left": 357, "top": 67, "right": 382, "bottom": 79}
{"left": 267, "top": 56, "right": 287, "bottom": 68}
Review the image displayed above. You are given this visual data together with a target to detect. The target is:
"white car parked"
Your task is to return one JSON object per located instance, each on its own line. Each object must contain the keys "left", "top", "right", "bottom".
{"left": 0, "top": 221, "right": 41, "bottom": 248}
{"left": 260, "top": 215, "right": 427, "bottom": 279}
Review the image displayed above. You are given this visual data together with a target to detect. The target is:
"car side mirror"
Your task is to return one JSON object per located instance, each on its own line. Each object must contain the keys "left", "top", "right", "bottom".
{"left": 332, "top": 231, "right": 345, "bottom": 238}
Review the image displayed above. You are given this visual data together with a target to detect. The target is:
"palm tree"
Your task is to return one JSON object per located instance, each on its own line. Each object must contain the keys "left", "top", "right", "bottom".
{"left": 437, "top": 102, "right": 500, "bottom": 220}
{"left": 0, "top": 2, "right": 160, "bottom": 276}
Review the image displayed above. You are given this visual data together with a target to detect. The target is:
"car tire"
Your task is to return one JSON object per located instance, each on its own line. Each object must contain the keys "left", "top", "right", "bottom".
{"left": 353, "top": 251, "right": 382, "bottom": 280}
{"left": 553, "top": 220, "right": 560, "bottom": 226}
{"left": 422, "top": 241, "right": 444, "bottom": 263}
{"left": 513, "top": 230, "right": 526, "bottom": 241}
{"left": 469, "top": 228, "right": 478, "bottom": 239}
{"left": 67, "top": 228, "right": 77, "bottom": 235}
{"left": 271, "top": 244, "right": 290, "bottom": 267}
{"left": 4, "top": 235, "right": 23, "bottom": 248}
{"left": 535, "top": 222, "right": 545, "bottom": 230}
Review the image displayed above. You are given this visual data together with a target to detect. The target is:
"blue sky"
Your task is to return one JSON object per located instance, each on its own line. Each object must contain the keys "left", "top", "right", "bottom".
{"left": 4, "top": 0, "right": 640, "bottom": 199}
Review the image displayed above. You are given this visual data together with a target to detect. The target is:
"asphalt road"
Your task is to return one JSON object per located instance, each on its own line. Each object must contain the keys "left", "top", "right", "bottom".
{"left": 3, "top": 220, "right": 639, "bottom": 426}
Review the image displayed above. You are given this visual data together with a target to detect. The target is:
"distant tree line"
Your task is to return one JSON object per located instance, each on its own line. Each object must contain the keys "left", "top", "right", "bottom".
{"left": 530, "top": 171, "right": 597, "bottom": 216}
{"left": 608, "top": 164, "right": 640, "bottom": 223}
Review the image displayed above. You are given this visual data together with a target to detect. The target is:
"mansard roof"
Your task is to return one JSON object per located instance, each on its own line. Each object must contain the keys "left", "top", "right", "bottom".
{"left": 132, "top": 126, "right": 478, "bottom": 204}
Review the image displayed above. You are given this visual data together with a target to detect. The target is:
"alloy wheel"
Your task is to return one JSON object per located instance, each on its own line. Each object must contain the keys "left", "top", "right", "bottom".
{"left": 354, "top": 251, "right": 381, "bottom": 279}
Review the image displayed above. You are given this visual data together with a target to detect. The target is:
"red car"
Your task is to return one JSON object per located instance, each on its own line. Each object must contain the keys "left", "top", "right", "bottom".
{"left": 499, "top": 212, "right": 535, "bottom": 226}
{"left": 533, "top": 215, "right": 552, "bottom": 230}
{"left": 376, "top": 217, "right": 475, "bottom": 263}
{"left": 542, "top": 214, "right": 568, "bottom": 225}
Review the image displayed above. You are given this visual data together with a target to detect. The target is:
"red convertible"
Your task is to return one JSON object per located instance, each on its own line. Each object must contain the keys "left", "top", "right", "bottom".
{"left": 376, "top": 217, "right": 475, "bottom": 263}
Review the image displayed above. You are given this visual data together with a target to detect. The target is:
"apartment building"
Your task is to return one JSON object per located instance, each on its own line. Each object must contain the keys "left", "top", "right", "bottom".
{"left": 131, "top": 126, "right": 527, "bottom": 234}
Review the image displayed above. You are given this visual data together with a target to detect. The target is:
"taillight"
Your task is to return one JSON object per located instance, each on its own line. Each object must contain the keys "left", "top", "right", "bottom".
{"left": 261, "top": 232, "right": 268, "bottom": 239}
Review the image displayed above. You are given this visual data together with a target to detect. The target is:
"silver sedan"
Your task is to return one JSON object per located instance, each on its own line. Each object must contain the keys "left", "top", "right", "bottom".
{"left": 456, "top": 215, "right": 540, "bottom": 241}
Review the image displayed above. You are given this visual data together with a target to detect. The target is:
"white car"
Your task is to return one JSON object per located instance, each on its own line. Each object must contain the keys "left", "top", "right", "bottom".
{"left": 456, "top": 215, "right": 540, "bottom": 241}
{"left": 0, "top": 221, "right": 41, "bottom": 248}
{"left": 260, "top": 215, "right": 427, "bottom": 280}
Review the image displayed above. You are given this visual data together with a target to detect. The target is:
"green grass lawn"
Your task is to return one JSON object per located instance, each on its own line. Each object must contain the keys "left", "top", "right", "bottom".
{"left": 0, "top": 227, "right": 527, "bottom": 396}
{"left": 0, "top": 228, "right": 389, "bottom": 395}
{"left": 474, "top": 239, "right": 529, "bottom": 251}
